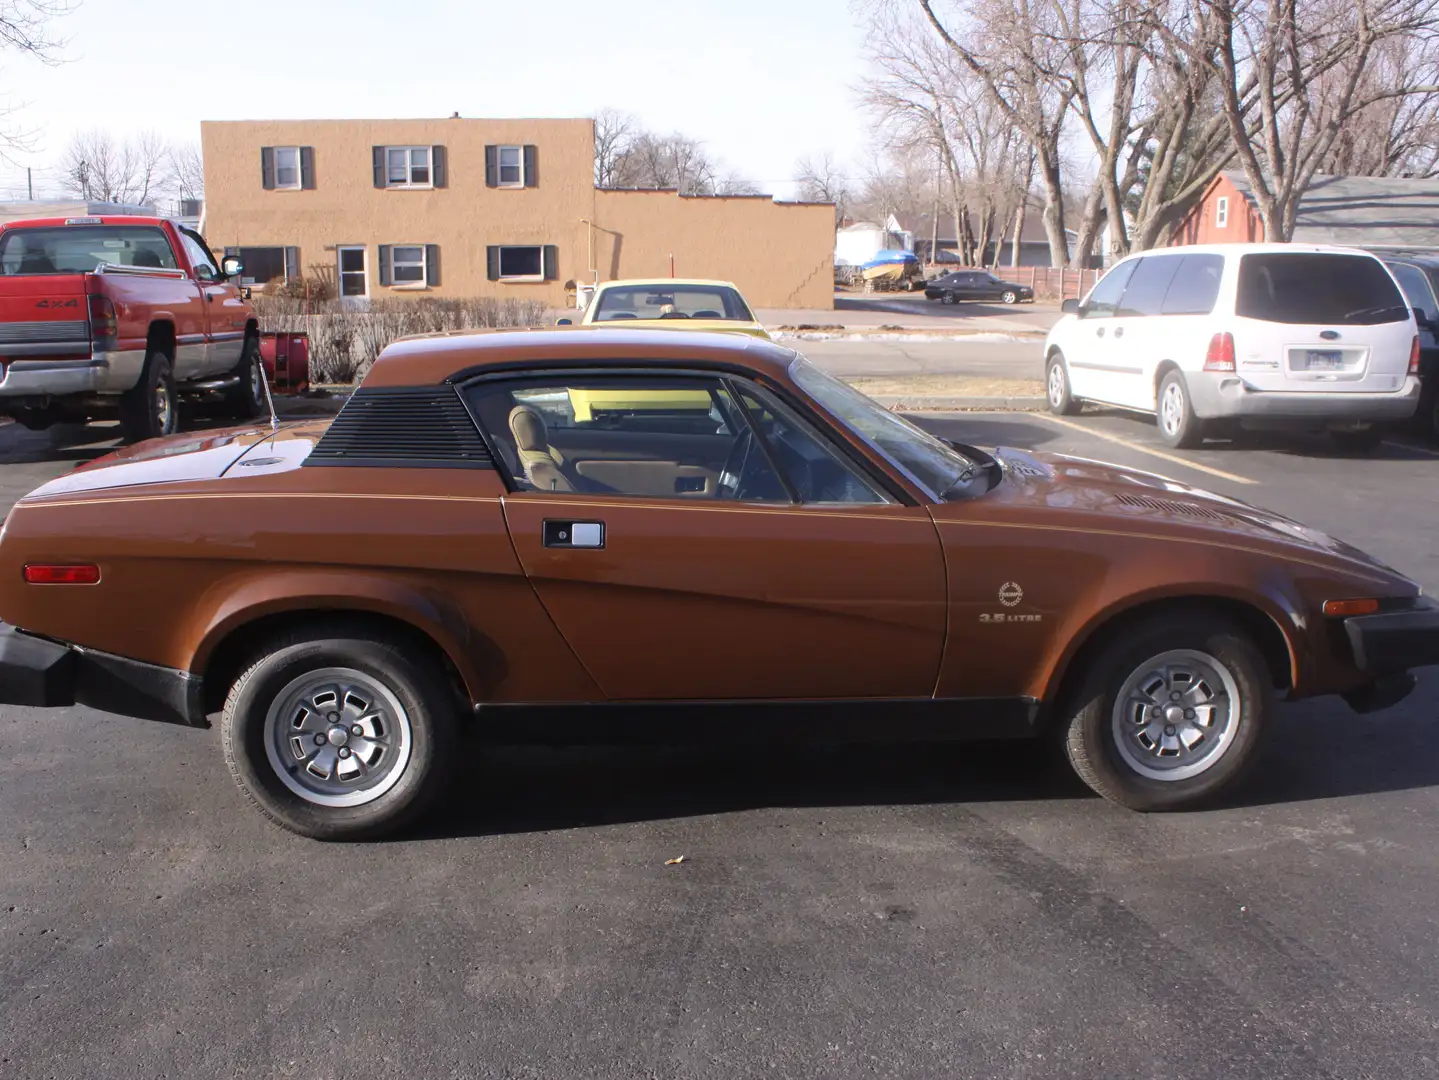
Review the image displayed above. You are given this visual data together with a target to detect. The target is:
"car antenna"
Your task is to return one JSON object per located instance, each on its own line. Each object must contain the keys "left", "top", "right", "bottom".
{"left": 258, "top": 354, "right": 280, "bottom": 435}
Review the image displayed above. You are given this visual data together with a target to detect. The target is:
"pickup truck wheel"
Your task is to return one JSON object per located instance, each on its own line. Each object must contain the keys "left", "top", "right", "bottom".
{"left": 222, "top": 334, "right": 265, "bottom": 419}
{"left": 221, "top": 628, "right": 458, "bottom": 840}
{"left": 119, "top": 351, "right": 177, "bottom": 442}
{"left": 1061, "top": 614, "right": 1271, "bottom": 811}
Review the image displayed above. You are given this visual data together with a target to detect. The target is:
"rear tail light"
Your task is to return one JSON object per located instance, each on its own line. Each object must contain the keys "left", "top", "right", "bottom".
{"left": 1204, "top": 332, "right": 1236, "bottom": 372}
{"left": 1322, "top": 598, "right": 1380, "bottom": 617}
{"left": 1411, "top": 335, "right": 1421, "bottom": 376}
{"left": 23, "top": 563, "right": 100, "bottom": 585}
{"left": 88, "top": 295, "right": 117, "bottom": 352}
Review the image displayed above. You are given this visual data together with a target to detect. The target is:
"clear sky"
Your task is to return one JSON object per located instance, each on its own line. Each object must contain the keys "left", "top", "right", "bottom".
{"left": 0, "top": 0, "right": 872, "bottom": 201}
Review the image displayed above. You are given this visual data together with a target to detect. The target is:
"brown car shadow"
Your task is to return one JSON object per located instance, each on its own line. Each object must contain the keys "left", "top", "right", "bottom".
{"left": 411, "top": 671, "right": 1439, "bottom": 839}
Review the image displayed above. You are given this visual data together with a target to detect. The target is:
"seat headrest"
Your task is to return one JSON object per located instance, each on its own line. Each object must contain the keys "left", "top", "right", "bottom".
{"left": 508, "top": 404, "right": 548, "bottom": 452}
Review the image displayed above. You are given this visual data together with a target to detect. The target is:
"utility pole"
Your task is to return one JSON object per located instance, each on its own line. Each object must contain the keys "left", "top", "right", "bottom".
{"left": 26, "top": 167, "right": 32, "bottom": 200}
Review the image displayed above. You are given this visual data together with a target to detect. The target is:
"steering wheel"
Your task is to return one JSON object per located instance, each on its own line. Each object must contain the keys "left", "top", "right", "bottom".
{"left": 716, "top": 429, "right": 756, "bottom": 499}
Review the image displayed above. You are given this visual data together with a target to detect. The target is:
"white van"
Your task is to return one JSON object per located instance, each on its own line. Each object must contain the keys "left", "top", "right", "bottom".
{"left": 1043, "top": 244, "right": 1422, "bottom": 450}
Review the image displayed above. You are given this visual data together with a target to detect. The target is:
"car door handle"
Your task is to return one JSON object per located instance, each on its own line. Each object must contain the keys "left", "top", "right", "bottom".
{"left": 1113, "top": 326, "right": 1124, "bottom": 339}
{"left": 543, "top": 520, "right": 604, "bottom": 548}
{"left": 1096, "top": 327, "right": 1105, "bottom": 337}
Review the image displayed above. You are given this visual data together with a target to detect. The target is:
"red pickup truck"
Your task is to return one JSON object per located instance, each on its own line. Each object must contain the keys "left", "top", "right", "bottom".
{"left": 0, "top": 215, "right": 263, "bottom": 440}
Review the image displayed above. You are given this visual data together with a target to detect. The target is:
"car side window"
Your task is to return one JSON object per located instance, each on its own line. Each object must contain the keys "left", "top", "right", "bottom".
{"left": 1389, "top": 262, "right": 1438, "bottom": 323}
{"left": 178, "top": 229, "right": 219, "bottom": 281}
{"left": 1116, "top": 255, "right": 1182, "bottom": 318}
{"left": 1160, "top": 254, "right": 1226, "bottom": 315}
{"left": 469, "top": 374, "right": 891, "bottom": 505}
{"left": 1081, "top": 260, "right": 1138, "bottom": 319}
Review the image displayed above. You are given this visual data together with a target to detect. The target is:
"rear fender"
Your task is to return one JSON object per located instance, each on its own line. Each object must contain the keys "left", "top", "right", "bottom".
{"left": 187, "top": 569, "right": 485, "bottom": 701}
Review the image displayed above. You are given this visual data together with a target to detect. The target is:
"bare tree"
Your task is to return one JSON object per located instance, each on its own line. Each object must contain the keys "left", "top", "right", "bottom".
{"left": 59, "top": 130, "right": 172, "bottom": 206}
{"left": 714, "top": 171, "right": 762, "bottom": 195}
{"left": 1162, "top": 0, "right": 1439, "bottom": 242}
{"left": 1321, "top": 32, "right": 1439, "bottom": 177}
{"left": 794, "top": 152, "right": 851, "bottom": 221}
{"left": 593, "top": 108, "right": 635, "bottom": 187}
{"left": 170, "top": 141, "right": 204, "bottom": 202}
{"left": 0, "top": 0, "right": 71, "bottom": 158}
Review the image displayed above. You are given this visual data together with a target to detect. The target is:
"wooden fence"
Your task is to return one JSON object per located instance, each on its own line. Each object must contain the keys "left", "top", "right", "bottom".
{"left": 919, "top": 265, "right": 1102, "bottom": 301}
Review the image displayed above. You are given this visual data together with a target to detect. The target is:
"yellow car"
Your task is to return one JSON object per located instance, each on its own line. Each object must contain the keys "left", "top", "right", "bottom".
{"left": 569, "top": 278, "right": 771, "bottom": 339}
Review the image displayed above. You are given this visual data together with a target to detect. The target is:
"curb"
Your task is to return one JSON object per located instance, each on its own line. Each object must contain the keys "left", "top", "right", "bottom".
{"left": 869, "top": 395, "right": 1048, "bottom": 412}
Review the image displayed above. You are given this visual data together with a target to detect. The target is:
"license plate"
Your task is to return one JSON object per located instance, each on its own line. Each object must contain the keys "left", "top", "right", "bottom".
{"left": 1302, "top": 350, "right": 1344, "bottom": 371}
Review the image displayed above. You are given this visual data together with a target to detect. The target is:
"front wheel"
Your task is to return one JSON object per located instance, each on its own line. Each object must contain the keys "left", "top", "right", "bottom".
{"left": 1001, "top": 290, "right": 1018, "bottom": 305}
{"left": 1061, "top": 614, "right": 1271, "bottom": 811}
{"left": 1046, "top": 352, "right": 1081, "bottom": 415}
{"left": 1157, "top": 370, "right": 1204, "bottom": 449}
{"left": 222, "top": 334, "right": 266, "bottom": 419}
{"left": 221, "top": 626, "right": 459, "bottom": 840}
{"left": 119, "top": 351, "right": 177, "bottom": 442}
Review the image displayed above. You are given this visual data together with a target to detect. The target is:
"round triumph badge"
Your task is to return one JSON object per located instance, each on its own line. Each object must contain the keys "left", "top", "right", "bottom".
{"left": 999, "top": 582, "right": 1023, "bottom": 607}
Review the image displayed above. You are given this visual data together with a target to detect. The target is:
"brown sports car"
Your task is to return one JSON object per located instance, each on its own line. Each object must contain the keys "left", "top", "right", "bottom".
{"left": 0, "top": 329, "right": 1435, "bottom": 839}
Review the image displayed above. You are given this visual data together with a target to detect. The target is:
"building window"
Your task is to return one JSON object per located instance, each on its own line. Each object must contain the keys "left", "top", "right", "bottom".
{"left": 389, "top": 245, "right": 426, "bottom": 284}
{"left": 272, "top": 147, "right": 301, "bottom": 190}
{"left": 385, "top": 146, "right": 431, "bottom": 188}
{"left": 1215, "top": 196, "right": 1229, "bottom": 229}
{"left": 496, "top": 245, "right": 542, "bottom": 281}
{"left": 237, "top": 246, "right": 289, "bottom": 287}
{"left": 497, "top": 146, "right": 523, "bottom": 187}
{"left": 337, "top": 246, "right": 367, "bottom": 298}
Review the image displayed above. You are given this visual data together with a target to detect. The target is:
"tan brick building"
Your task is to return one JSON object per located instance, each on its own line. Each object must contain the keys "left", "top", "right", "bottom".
{"left": 200, "top": 117, "right": 835, "bottom": 309}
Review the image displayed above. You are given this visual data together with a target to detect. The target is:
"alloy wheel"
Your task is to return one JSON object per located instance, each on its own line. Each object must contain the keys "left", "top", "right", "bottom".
{"left": 1048, "top": 362, "right": 1066, "bottom": 407}
{"left": 1110, "top": 649, "right": 1240, "bottom": 781}
{"left": 1160, "top": 381, "right": 1185, "bottom": 437}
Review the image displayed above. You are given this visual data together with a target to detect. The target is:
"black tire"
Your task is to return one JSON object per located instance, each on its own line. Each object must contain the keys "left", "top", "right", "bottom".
{"left": 941, "top": 291, "right": 957, "bottom": 305}
{"left": 221, "top": 626, "right": 459, "bottom": 840}
{"left": 1061, "top": 613, "right": 1272, "bottom": 811}
{"left": 1156, "top": 369, "right": 1204, "bottom": 449}
{"left": 1417, "top": 378, "right": 1439, "bottom": 445}
{"left": 119, "top": 350, "right": 178, "bottom": 442}
{"left": 221, "top": 333, "right": 266, "bottom": 420}
{"left": 1330, "top": 426, "right": 1384, "bottom": 454}
{"left": 1001, "top": 290, "right": 1018, "bottom": 304}
{"left": 1046, "top": 351, "right": 1082, "bottom": 416}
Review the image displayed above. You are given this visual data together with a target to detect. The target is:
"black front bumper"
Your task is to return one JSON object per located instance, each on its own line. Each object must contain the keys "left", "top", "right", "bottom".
{"left": 0, "top": 623, "right": 205, "bottom": 727}
{"left": 1345, "top": 597, "right": 1439, "bottom": 676}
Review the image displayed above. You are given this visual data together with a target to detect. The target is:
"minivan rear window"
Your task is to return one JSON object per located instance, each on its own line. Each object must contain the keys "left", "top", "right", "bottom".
{"left": 1236, "top": 253, "right": 1407, "bottom": 325}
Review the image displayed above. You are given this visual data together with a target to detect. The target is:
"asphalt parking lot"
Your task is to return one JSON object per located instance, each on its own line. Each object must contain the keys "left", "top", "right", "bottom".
{"left": 2, "top": 409, "right": 1438, "bottom": 1080}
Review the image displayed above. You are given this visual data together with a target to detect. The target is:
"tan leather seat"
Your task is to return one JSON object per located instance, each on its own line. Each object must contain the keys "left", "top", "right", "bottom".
{"left": 508, "top": 405, "right": 574, "bottom": 492}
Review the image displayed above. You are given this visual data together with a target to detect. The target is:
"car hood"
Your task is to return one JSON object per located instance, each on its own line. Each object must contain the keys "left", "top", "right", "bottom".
{"left": 17, "top": 422, "right": 322, "bottom": 501}
{"left": 946, "top": 445, "right": 1410, "bottom": 581}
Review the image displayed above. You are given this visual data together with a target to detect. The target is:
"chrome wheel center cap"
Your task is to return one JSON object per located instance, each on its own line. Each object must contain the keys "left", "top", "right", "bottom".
{"left": 326, "top": 726, "right": 349, "bottom": 747}
{"left": 1164, "top": 704, "right": 1186, "bottom": 724}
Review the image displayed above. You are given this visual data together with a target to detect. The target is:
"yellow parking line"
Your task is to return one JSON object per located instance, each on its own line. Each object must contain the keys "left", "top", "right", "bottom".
{"left": 1036, "top": 413, "right": 1258, "bottom": 486}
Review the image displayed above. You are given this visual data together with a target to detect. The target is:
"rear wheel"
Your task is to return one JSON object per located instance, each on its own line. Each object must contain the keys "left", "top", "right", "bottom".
{"left": 221, "top": 333, "right": 266, "bottom": 420}
{"left": 940, "top": 291, "right": 956, "bottom": 305}
{"left": 1046, "top": 351, "right": 1081, "bottom": 416}
{"left": 1156, "top": 370, "right": 1204, "bottom": 449}
{"left": 119, "top": 350, "right": 177, "bottom": 442}
{"left": 221, "top": 626, "right": 459, "bottom": 840}
{"left": 1061, "top": 614, "right": 1271, "bottom": 811}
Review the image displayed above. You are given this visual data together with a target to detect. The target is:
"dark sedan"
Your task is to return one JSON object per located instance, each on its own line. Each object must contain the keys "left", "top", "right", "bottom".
{"left": 924, "top": 270, "right": 1035, "bottom": 305}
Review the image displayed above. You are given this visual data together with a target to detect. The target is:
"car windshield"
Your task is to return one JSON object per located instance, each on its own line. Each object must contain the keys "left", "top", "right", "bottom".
{"left": 592, "top": 284, "right": 754, "bottom": 322}
{"left": 0, "top": 225, "right": 178, "bottom": 275}
{"left": 789, "top": 355, "right": 979, "bottom": 499}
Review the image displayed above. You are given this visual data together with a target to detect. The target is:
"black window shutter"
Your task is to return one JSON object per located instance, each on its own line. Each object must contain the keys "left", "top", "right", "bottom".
{"left": 300, "top": 147, "right": 315, "bottom": 189}
{"left": 261, "top": 147, "right": 276, "bottom": 190}
{"left": 378, "top": 245, "right": 393, "bottom": 286}
{"left": 524, "top": 145, "right": 538, "bottom": 188}
{"left": 223, "top": 246, "right": 239, "bottom": 258}
{"left": 284, "top": 247, "right": 299, "bottom": 281}
{"left": 425, "top": 244, "right": 440, "bottom": 287}
{"left": 542, "top": 245, "right": 558, "bottom": 281}
{"left": 432, "top": 145, "right": 447, "bottom": 188}
{"left": 486, "top": 246, "right": 500, "bottom": 281}
{"left": 484, "top": 145, "right": 498, "bottom": 188}
{"left": 372, "top": 146, "right": 386, "bottom": 189}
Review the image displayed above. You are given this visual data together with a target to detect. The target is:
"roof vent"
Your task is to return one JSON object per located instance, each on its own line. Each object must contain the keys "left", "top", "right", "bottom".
{"left": 1114, "top": 492, "right": 1230, "bottom": 522}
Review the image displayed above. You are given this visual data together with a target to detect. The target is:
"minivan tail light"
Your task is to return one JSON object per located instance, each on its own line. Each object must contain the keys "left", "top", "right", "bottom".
{"left": 88, "top": 295, "right": 117, "bottom": 352}
{"left": 1411, "top": 335, "right": 1421, "bottom": 376}
{"left": 1204, "top": 332, "right": 1236, "bottom": 372}
{"left": 24, "top": 563, "right": 100, "bottom": 584}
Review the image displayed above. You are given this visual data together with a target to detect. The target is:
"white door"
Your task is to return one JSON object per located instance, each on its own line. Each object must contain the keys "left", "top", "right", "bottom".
{"left": 1064, "top": 258, "right": 1138, "bottom": 404}
{"left": 1106, "top": 254, "right": 1186, "bottom": 410}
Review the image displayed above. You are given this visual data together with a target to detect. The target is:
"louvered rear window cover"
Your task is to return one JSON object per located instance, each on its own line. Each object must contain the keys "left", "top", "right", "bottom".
{"left": 306, "top": 385, "right": 493, "bottom": 468}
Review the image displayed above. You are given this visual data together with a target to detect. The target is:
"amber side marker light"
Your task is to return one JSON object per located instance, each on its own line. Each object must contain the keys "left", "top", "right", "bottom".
{"left": 1322, "top": 598, "right": 1380, "bottom": 617}
{"left": 23, "top": 564, "right": 100, "bottom": 585}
